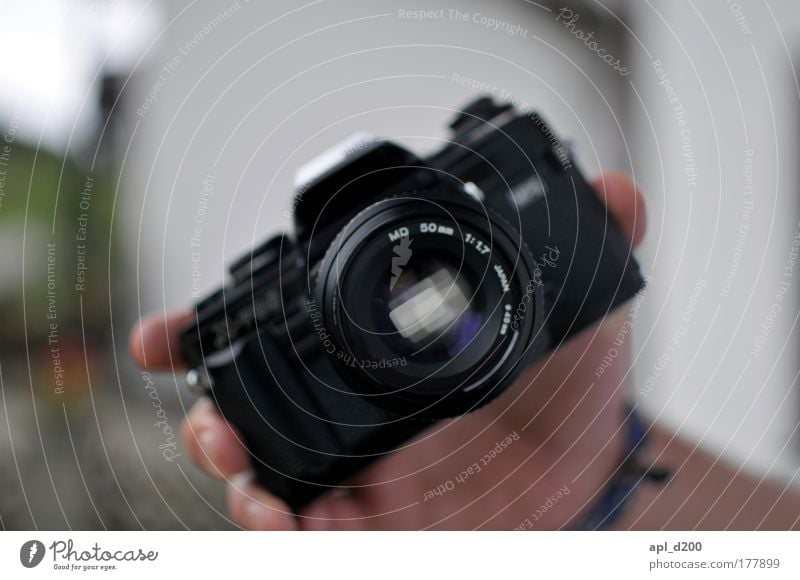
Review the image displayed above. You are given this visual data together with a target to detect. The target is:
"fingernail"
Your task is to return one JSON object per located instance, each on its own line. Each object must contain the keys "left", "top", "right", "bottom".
{"left": 198, "top": 428, "right": 217, "bottom": 454}
{"left": 229, "top": 471, "right": 252, "bottom": 489}
{"left": 229, "top": 473, "right": 265, "bottom": 528}
{"left": 243, "top": 497, "right": 268, "bottom": 528}
{"left": 197, "top": 428, "right": 222, "bottom": 475}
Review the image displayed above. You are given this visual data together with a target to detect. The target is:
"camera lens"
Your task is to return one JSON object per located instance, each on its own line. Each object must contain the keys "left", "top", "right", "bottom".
{"left": 314, "top": 193, "right": 543, "bottom": 418}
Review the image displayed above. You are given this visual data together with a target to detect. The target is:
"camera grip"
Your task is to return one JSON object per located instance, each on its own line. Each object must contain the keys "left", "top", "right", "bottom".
{"left": 204, "top": 332, "right": 423, "bottom": 511}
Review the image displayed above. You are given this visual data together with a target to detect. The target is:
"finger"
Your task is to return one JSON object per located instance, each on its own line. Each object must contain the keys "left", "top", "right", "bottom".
{"left": 129, "top": 310, "right": 193, "bottom": 371}
{"left": 591, "top": 171, "right": 647, "bottom": 248}
{"left": 181, "top": 398, "right": 250, "bottom": 479}
{"left": 300, "top": 491, "right": 371, "bottom": 531}
{"left": 227, "top": 471, "right": 297, "bottom": 530}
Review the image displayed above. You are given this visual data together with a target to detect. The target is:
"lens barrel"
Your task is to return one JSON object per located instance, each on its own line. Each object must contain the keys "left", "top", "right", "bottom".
{"left": 314, "top": 191, "right": 545, "bottom": 419}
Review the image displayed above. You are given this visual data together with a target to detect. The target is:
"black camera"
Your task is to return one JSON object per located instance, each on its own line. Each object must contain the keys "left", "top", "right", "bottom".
{"left": 180, "top": 97, "right": 644, "bottom": 510}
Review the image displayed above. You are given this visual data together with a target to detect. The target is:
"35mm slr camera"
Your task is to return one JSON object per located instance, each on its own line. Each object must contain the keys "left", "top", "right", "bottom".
{"left": 180, "top": 97, "right": 644, "bottom": 510}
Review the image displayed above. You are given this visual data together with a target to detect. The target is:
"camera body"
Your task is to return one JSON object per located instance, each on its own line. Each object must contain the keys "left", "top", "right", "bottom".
{"left": 180, "top": 97, "right": 644, "bottom": 510}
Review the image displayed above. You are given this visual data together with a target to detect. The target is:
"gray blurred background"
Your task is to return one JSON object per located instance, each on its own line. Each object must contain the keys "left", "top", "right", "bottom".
{"left": 0, "top": 0, "right": 798, "bottom": 529}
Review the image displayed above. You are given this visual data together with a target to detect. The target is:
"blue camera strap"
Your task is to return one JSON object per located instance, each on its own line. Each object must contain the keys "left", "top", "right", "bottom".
{"left": 570, "top": 406, "right": 672, "bottom": 530}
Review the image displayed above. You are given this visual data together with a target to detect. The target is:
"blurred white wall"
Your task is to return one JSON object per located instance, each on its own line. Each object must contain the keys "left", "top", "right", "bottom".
{"left": 627, "top": 0, "right": 800, "bottom": 480}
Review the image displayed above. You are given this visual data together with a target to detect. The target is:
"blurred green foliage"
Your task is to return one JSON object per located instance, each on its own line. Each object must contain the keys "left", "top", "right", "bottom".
{"left": 0, "top": 138, "right": 117, "bottom": 384}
